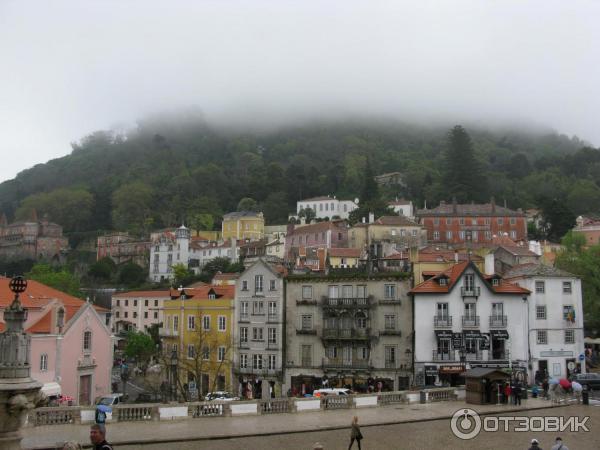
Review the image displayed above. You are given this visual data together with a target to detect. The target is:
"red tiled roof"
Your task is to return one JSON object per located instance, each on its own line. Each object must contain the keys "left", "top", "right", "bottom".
{"left": 381, "top": 252, "right": 409, "bottom": 260}
{"left": 373, "top": 216, "right": 420, "bottom": 226}
{"left": 410, "top": 262, "right": 529, "bottom": 295}
{"left": 113, "top": 290, "right": 172, "bottom": 298}
{"left": 176, "top": 284, "right": 235, "bottom": 299}
{"left": 28, "top": 310, "right": 53, "bottom": 333}
{"left": 213, "top": 272, "right": 240, "bottom": 280}
{"left": 288, "top": 221, "right": 346, "bottom": 236}
{"left": 329, "top": 248, "right": 361, "bottom": 258}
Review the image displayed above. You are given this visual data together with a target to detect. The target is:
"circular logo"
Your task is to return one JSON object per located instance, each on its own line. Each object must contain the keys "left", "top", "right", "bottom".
{"left": 450, "top": 408, "right": 482, "bottom": 440}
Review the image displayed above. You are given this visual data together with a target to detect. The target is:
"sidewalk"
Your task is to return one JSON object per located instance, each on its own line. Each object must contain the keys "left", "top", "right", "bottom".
{"left": 22, "top": 397, "right": 560, "bottom": 449}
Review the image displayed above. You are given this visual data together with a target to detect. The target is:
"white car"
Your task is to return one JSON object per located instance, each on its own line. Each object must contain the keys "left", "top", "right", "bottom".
{"left": 205, "top": 391, "right": 239, "bottom": 401}
{"left": 312, "top": 388, "right": 352, "bottom": 397}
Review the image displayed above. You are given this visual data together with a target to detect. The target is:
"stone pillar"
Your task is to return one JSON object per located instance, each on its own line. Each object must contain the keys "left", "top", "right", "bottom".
{"left": 0, "top": 278, "right": 43, "bottom": 450}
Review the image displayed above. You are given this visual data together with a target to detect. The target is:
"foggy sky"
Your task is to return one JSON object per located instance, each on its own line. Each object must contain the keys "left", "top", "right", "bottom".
{"left": 1, "top": 0, "right": 599, "bottom": 183}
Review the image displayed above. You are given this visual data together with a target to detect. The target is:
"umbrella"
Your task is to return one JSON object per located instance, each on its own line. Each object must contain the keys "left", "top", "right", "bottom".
{"left": 96, "top": 405, "right": 112, "bottom": 413}
{"left": 571, "top": 381, "right": 583, "bottom": 392}
{"left": 59, "top": 395, "right": 74, "bottom": 403}
{"left": 559, "top": 379, "right": 571, "bottom": 389}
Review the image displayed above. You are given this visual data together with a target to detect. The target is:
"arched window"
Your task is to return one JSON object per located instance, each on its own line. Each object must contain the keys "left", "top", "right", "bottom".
{"left": 83, "top": 330, "right": 92, "bottom": 352}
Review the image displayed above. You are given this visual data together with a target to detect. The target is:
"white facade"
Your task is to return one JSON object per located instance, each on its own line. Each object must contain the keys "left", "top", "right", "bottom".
{"left": 149, "top": 225, "right": 191, "bottom": 282}
{"left": 189, "top": 240, "right": 238, "bottom": 272}
{"left": 233, "top": 259, "right": 285, "bottom": 399}
{"left": 111, "top": 291, "right": 169, "bottom": 334}
{"left": 413, "top": 264, "right": 529, "bottom": 386}
{"left": 504, "top": 268, "right": 586, "bottom": 383}
{"left": 388, "top": 200, "right": 414, "bottom": 218}
{"left": 296, "top": 196, "right": 358, "bottom": 220}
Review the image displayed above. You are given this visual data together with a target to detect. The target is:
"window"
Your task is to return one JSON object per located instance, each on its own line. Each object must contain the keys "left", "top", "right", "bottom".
{"left": 268, "top": 327, "right": 277, "bottom": 344}
{"left": 328, "top": 285, "right": 339, "bottom": 298}
{"left": 472, "top": 231, "right": 478, "bottom": 241}
{"left": 484, "top": 231, "right": 491, "bottom": 240}
{"left": 385, "top": 346, "right": 396, "bottom": 364}
{"left": 188, "top": 315, "right": 195, "bottom": 330}
{"left": 202, "top": 315, "right": 210, "bottom": 330}
{"left": 218, "top": 316, "right": 226, "bottom": 331}
{"left": 565, "top": 330, "right": 575, "bottom": 344}
{"left": 144, "top": 311, "right": 148, "bottom": 319}
{"left": 155, "top": 245, "right": 159, "bottom": 252}
{"left": 464, "top": 274, "right": 474, "bottom": 291}
{"left": 240, "top": 327, "right": 248, "bottom": 343}
{"left": 133, "top": 311, "right": 138, "bottom": 319}
{"left": 155, "top": 300, "right": 158, "bottom": 307}
{"left": 384, "top": 284, "right": 396, "bottom": 299}
{"left": 433, "top": 231, "right": 440, "bottom": 240}
{"left": 301, "top": 314, "right": 313, "bottom": 330}
{"left": 433, "top": 218, "right": 440, "bottom": 225}
{"left": 168, "top": 245, "right": 173, "bottom": 251}
{"left": 497, "top": 218, "right": 504, "bottom": 225}
{"left": 492, "top": 278, "right": 499, "bottom": 286}
{"left": 535, "top": 281, "right": 545, "bottom": 293}
{"left": 384, "top": 314, "right": 396, "bottom": 330}
{"left": 124, "top": 311, "right": 128, "bottom": 318}
{"left": 83, "top": 330, "right": 92, "bottom": 352}
{"left": 154, "top": 311, "right": 158, "bottom": 319}
{"left": 187, "top": 344, "right": 195, "bottom": 359}
{"left": 412, "top": 229, "right": 418, "bottom": 237}
{"left": 252, "top": 327, "right": 264, "bottom": 341}
{"left": 563, "top": 282, "right": 572, "bottom": 294}
{"left": 459, "top": 218, "right": 465, "bottom": 225}
{"left": 218, "top": 346, "right": 226, "bottom": 362}
{"left": 125, "top": 300, "right": 129, "bottom": 307}
{"left": 510, "top": 231, "right": 517, "bottom": 239}
{"left": 491, "top": 303, "right": 503, "bottom": 318}
{"left": 268, "top": 301, "right": 277, "bottom": 316}
{"left": 356, "top": 285, "right": 367, "bottom": 298}
{"left": 326, "top": 346, "right": 338, "bottom": 358}
{"left": 446, "top": 218, "right": 452, "bottom": 225}
{"left": 242, "top": 280, "right": 248, "bottom": 291}
{"left": 144, "top": 300, "right": 148, "bottom": 307}
{"left": 459, "top": 231, "right": 465, "bottom": 240}
{"left": 510, "top": 217, "right": 516, "bottom": 225}
{"left": 342, "top": 285, "right": 353, "bottom": 298}
{"left": 116, "top": 300, "right": 120, "bottom": 307}
{"left": 485, "top": 218, "right": 491, "bottom": 225}
{"left": 253, "top": 301, "right": 264, "bottom": 315}
{"left": 115, "top": 311, "right": 120, "bottom": 318}
{"left": 536, "top": 306, "right": 547, "bottom": 320}
{"left": 268, "top": 355, "right": 276, "bottom": 370}
{"left": 563, "top": 305, "right": 575, "bottom": 321}
{"left": 439, "top": 278, "right": 447, "bottom": 286}
{"left": 202, "top": 346, "right": 210, "bottom": 360}
{"left": 240, "top": 354, "right": 248, "bottom": 369}
{"left": 356, "top": 317, "right": 367, "bottom": 328}
{"left": 240, "top": 301, "right": 249, "bottom": 319}
{"left": 446, "top": 231, "right": 453, "bottom": 240}
{"left": 302, "top": 285, "right": 313, "bottom": 299}
{"left": 301, "top": 344, "right": 312, "bottom": 366}
{"left": 270, "top": 279, "right": 276, "bottom": 291}
{"left": 134, "top": 300, "right": 138, "bottom": 307}
{"left": 536, "top": 330, "right": 548, "bottom": 345}
{"left": 40, "top": 353, "right": 48, "bottom": 371}
{"left": 253, "top": 354, "right": 263, "bottom": 370}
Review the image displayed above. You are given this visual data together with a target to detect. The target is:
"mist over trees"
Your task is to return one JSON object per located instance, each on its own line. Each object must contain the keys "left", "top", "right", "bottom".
{"left": 0, "top": 116, "right": 596, "bottom": 237}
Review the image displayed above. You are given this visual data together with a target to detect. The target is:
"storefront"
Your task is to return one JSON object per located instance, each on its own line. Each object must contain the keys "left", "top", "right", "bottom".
{"left": 438, "top": 364, "right": 465, "bottom": 386}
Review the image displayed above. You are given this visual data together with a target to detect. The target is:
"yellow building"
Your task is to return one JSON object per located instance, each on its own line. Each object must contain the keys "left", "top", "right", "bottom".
{"left": 222, "top": 211, "right": 265, "bottom": 241}
{"left": 328, "top": 248, "right": 362, "bottom": 269}
{"left": 349, "top": 216, "right": 425, "bottom": 250}
{"left": 160, "top": 285, "right": 235, "bottom": 397}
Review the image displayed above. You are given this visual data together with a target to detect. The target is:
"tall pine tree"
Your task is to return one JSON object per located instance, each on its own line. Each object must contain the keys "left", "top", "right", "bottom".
{"left": 443, "top": 125, "right": 488, "bottom": 202}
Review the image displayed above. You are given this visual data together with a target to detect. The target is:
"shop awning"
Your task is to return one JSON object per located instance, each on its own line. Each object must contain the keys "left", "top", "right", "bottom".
{"left": 435, "top": 330, "right": 453, "bottom": 339}
{"left": 41, "top": 382, "right": 61, "bottom": 397}
{"left": 463, "top": 330, "right": 482, "bottom": 339}
{"left": 490, "top": 330, "right": 509, "bottom": 340}
{"left": 439, "top": 365, "right": 465, "bottom": 374}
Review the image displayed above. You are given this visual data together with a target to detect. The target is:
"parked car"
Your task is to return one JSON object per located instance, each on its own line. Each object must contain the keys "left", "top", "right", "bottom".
{"left": 312, "top": 388, "right": 352, "bottom": 397}
{"left": 95, "top": 393, "right": 126, "bottom": 406}
{"left": 205, "top": 391, "right": 239, "bottom": 401}
{"left": 573, "top": 373, "right": 600, "bottom": 390}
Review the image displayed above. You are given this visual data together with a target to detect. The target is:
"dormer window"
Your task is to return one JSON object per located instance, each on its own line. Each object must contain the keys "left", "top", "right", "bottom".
{"left": 439, "top": 278, "right": 447, "bottom": 286}
{"left": 492, "top": 279, "right": 499, "bottom": 286}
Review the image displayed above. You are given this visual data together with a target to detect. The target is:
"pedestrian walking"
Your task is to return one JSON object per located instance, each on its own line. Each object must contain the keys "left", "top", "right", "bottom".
{"left": 542, "top": 379, "right": 549, "bottom": 399}
{"left": 348, "top": 416, "right": 363, "bottom": 450}
{"left": 514, "top": 382, "right": 522, "bottom": 405}
{"left": 503, "top": 382, "right": 511, "bottom": 404}
{"left": 529, "top": 438, "right": 543, "bottom": 450}
{"left": 551, "top": 436, "right": 569, "bottom": 450}
{"left": 571, "top": 381, "right": 583, "bottom": 404}
{"left": 90, "top": 424, "right": 113, "bottom": 450}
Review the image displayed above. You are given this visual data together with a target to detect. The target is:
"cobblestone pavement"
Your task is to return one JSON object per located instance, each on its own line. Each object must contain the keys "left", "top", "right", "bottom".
{"left": 22, "top": 399, "right": 599, "bottom": 449}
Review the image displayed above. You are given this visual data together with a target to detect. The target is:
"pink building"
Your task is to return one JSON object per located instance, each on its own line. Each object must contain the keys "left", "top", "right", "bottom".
{"left": 0, "top": 277, "right": 113, "bottom": 405}
{"left": 285, "top": 221, "right": 349, "bottom": 262}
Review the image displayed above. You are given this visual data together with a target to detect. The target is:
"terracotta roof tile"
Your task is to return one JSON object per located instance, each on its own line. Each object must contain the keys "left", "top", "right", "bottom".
{"left": 113, "top": 290, "right": 172, "bottom": 298}
{"left": 329, "top": 248, "right": 361, "bottom": 258}
{"left": 417, "top": 202, "right": 524, "bottom": 217}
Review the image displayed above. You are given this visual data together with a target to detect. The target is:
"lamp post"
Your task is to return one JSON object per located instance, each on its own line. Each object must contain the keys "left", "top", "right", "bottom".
{"left": 0, "top": 276, "right": 43, "bottom": 450}
{"left": 170, "top": 348, "right": 179, "bottom": 402}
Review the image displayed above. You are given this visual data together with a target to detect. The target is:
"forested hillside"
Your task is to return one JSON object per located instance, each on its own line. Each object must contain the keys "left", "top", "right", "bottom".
{"left": 1, "top": 113, "right": 597, "bottom": 236}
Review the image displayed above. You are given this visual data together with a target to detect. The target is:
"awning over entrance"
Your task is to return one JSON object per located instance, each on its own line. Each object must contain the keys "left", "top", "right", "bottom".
{"left": 435, "top": 330, "right": 453, "bottom": 339}
{"left": 463, "top": 330, "right": 482, "bottom": 339}
{"left": 41, "top": 382, "right": 61, "bottom": 397}
{"left": 490, "top": 330, "right": 509, "bottom": 340}
{"left": 425, "top": 365, "right": 438, "bottom": 377}
{"left": 439, "top": 365, "right": 464, "bottom": 374}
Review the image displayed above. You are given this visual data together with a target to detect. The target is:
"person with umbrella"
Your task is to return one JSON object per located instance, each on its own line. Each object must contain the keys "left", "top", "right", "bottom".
{"left": 95, "top": 404, "right": 112, "bottom": 425}
{"left": 548, "top": 378, "right": 560, "bottom": 403}
{"left": 571, "top": 380, "right": 583, "bottom": 404}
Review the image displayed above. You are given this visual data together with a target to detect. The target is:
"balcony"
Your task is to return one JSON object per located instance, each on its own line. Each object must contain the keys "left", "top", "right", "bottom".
{"left": 432, "top": 350, "right": 453, "bottom": 361}
{"left": 267, "top": 314, "right": 279, "bottom": 323}
{"left": 296, "top": 299, "right": 318, "bottom": 306}
{"left": 322, "top": 358, "right": 370, "bottom": 370}
{"left": 379, "top": 329, "right": 402, "bottom": 337}
{"left": 239, "top": 314, "right": 249, "bottom": 323}
{"left": 461, "top": 286, "right": 480, "bottom": 297}
{"left": 323, "top": 297, "right": 370, "bottom": 308}
{"left": 465, "top": 350, "right": 483, "bottom": 361}
{"left": 489, "top": 315, "right": 507, "bottom": 328}
{"left": 159, "top": 328, "right": 179, "bottom": 337}
{"left": 433, "top": 316, "right": 452, "bottom": 328}
{"left": 266, "top": 342, "right": 280, "bottom": 350}
{"left": 462, "top": 316, "right": 480, "bottom": 327}
{"left": 237, "top": 366, "right": 281, "bottom": 377}
{"left": 322, "top": 328, "right": 370, "bottom": 340}
{"left": 296, "top": 328, "right": 317, "bottom": 335}
{"left": 378, "top": 298, "right": 401, "bottom": 306}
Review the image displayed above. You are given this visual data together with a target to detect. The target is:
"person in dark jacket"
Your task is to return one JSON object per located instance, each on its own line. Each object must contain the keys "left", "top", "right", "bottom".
{"left": 348, "top": 416, "right": 363, "bottom": 450}
{"left": 529, "top": 438, "right": 543, "bottom": 450}
{"left": 90, "top": 424, "right": 113, "bottom": 450}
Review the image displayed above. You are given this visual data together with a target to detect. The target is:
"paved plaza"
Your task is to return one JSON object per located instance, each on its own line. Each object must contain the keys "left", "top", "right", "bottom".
{"left": 22, "top": 399, "right": 600, "bottom": 450}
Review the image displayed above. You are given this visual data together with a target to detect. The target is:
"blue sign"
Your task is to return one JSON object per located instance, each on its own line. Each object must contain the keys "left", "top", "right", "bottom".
{"left": 579, "top": 354, "right": 585, "bottom": 361}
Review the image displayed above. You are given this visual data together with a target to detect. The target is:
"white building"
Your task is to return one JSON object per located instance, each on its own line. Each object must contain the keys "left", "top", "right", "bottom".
{"left": 189, "top": 239, "right": 238, "bottom": 272}
{"left": 387, "top": 199, "right": 414, "bottom": 219}
{"left": 411, "top": 261, "right": 530, "bottom": 387}
{"left": 111, "top": 290, "right": 170, "bottom": 334}
{"left": 296, "top": 196, "right": 358, "bottom": 220}
{"left": 233, "top": 259, "right": 285, "bottom": 399}
{"left": 503, "top": 263, "right": 586, "bottom": 383}
{"left": 149, "top": 225, "right": 191, "bottom": 282}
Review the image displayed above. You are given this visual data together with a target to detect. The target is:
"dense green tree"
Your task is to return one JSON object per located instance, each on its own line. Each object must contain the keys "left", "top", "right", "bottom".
{"left": 117, "top": 262, "right": 147, "bottom": 287}
{"left": 298, "top": 207, "right": 316, "bottom": 223}
{"left": 87, "top": 257, "right": 116, "bottom": 281}
{"left": 566, "top": 180, "right": 600, "bottom": 215}
{"left": 443, "top": 125, "right": 488, "bottom": 202}
{"left": 361, "top": 159, "right": 379, "bottom": 203}
{"left": 262, "top": 192, "right": 290, "bottom": 224}
{"left": 539, "top": 197, "right": 576, "bottom": 242}
{"left": 124, "top": 331, "right": 158, "bottom": 370}
{"left": 172, "top": 263, "right": 193, "bottom": 287}
{"left": 189, "top": 213, "right": 214, "bottom": 234}
{"left": 27, "top": 264, "right": 81, "bottom": 297}
{"left": 237, "top": 197, "right": 259, "bottom": 212}
{"left": 112, "top": 182, "right": 154, "bottom": 233}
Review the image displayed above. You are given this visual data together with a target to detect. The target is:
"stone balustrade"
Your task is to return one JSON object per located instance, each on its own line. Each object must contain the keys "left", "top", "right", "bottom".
{"left": 27, "top": 387, "right": 464, "bottom": 426}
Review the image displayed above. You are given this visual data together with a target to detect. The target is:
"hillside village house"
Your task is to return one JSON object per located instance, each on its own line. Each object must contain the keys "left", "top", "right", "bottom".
{"left": 411, "top": 246, "right": 485, "bottom": 285}
{"left": 328, "top": 248, "right": 362, "bottom": 269}
{"left": 285, "top": 275, "right": 413, "bottom": 394}
{"left": 284, "top": 221, "right": 349, "bottom": 262}
{"left": 503, "top": 263, "right": 586, "bottom": 382}
{"left": 349, "top": 216, "right": 425, "bottom": 257}
{"left": 96, "top": 232, "right": 150, "bottom": 267}
{"left": 233, "top": 259, "right": 285, "bottom": 399}
{"left": 416, "top": 199, "right": 527, "bottom": 247}
{"left": 160, "top": 285, "right": 235, "bottom": 397}
{"left": 0, "top": 277, "right": 113, "bottom": 405}
{"left": 222, "top": 211, "right": 265, "bottom": 241}
{"left": 111, "top": 290, "right": 170, "bottom": 334}
{"left": 573, "top": 215, "right": 600, "bottom": 246}
{"left": 296, "top": 196, "right": 359, "bottom": 220}
{"left": 387, "top": 199, "right": 414, "bottom": 218}
{"left": 410, "top": 261, "right": 530, "bottom": 387}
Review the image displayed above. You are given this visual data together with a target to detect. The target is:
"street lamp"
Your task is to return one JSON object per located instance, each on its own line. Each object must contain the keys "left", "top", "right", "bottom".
{"left": 0, "top": 276, "right": 43, "bottom": 450}
{"left": 170, "top": 348, "right": 179, "bottom": 402}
